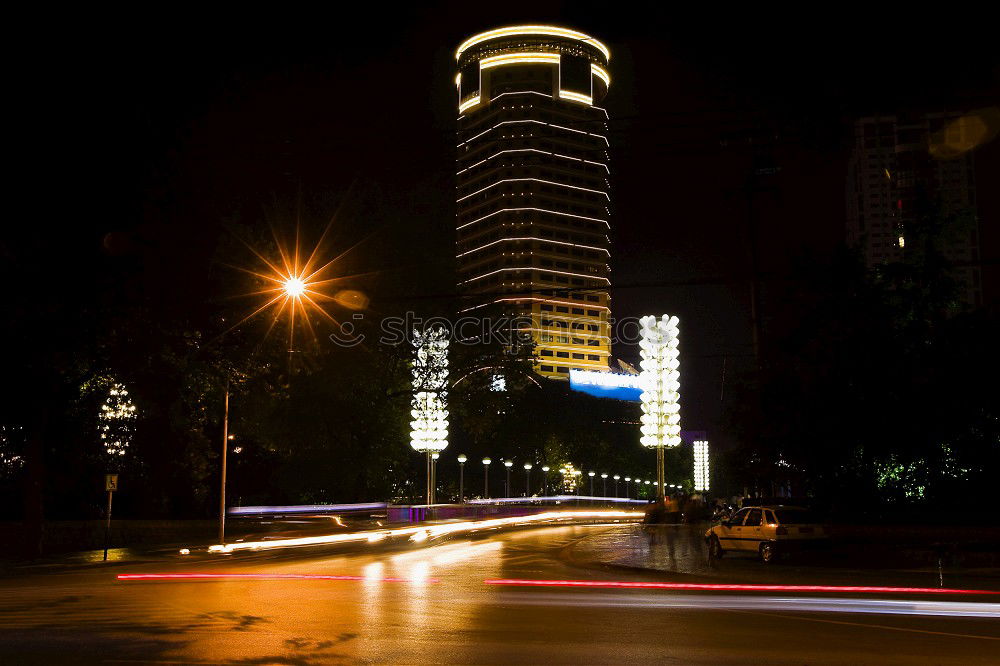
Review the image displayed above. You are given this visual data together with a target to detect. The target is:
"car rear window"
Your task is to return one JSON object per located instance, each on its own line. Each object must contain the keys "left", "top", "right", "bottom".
{"left": 773, "top": 509, "right": 818, "bottom": 524}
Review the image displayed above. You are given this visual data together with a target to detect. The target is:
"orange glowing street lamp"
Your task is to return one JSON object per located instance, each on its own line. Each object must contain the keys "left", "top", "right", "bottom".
{"left": 283, "top": 277, "right": 306, "bottom": 298}
{"left": 217, "top": 223, "right": 368, "bottom": 546}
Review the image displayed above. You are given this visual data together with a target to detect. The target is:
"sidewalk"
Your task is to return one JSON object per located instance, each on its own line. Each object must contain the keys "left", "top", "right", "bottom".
{"left": 565, "top": 523, "right": 1000, "bottom": 591}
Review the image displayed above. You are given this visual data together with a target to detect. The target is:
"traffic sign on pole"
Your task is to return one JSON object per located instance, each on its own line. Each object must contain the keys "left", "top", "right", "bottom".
{"left": 103, "top": 475, "right": 118, "bottom": 561}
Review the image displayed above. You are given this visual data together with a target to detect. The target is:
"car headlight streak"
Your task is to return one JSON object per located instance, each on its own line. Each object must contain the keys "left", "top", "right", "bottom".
{"left": 206, "top": 510, "right": 640, "bottom": 554}
{"left": 410, "top": 327, "right": 450, "bottom": 453}
{"left": 639, "top": 315, "right": 682, "bottom": 449}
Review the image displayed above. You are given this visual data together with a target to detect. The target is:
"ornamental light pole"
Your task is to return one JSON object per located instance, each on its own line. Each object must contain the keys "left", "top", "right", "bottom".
{"left": 541, "top": 466, "right": 550, "bottom": 495}
{"left": 431, "top": 452, "right": 440, "bottom": 504}
{"left": 482, "top": 457, "right": 491, "bottom": 499}
{"left": 694, "top": 440, "right": 710, "bottom": 492}
{"left": 624, "top": 477, "right": 631, "bottom": 498}
{"left": 504, "top": 460, "right": 514, "bottom": 496}
{"left": 523, "top": 463, "right": 532, "bottom": 497}
{"left": 588, "top": 471, "right": 595, "bottom": 496}
{"left": 601, "top": 473, "right": 608, "bottom": 497}
{"left": 457, "top": 454, "right": 467, "bottom": 503}
{"left": 639, "top": 314, "right": 682, "bottom": 499}
{"left": 613, "top": 475, "right": 620, "bottom": 497}
{"left": 410, "top": 327, "right": 449, "bottom": 506}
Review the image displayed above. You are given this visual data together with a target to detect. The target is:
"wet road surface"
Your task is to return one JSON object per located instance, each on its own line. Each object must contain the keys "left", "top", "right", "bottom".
{"left": 1, "top": 524, "right": 998, "bottom": 664}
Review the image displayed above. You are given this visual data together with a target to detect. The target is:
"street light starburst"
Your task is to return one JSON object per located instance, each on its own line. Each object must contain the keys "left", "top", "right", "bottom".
{"left": 223, "top": 219, "right": 369, "bottom": 355}
{"left": 283, "top": 277, "right": 306, "bottom": 298}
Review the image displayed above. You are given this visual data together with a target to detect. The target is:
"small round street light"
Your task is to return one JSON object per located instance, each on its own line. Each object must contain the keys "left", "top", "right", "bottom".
{"left": 457, "top": 454, "right": 467, "bottom": 503}
{"left": 601, "top": 473, "right": 608, "bottom": 497}
{"left": 482, "top": 457, "right": 491, "bottom": 499}
{"left": 504, "top": 460, "right": 514, "bottom": 497}
{"left": 523, "top": 462, "right": 532, "bottom": 497}
{"left": 541, "top": 465, "right": 550, "bottom": 495}
{"left": 588, "top": 471, "right": 596, "bottom": 496}
{"left": 613, "top": 475, "right": 620, "bottom": 497}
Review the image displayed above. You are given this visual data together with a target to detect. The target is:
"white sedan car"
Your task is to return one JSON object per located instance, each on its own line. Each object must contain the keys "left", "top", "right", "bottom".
{"left": 705, "top": 505, "right": 828, "bottom": 563}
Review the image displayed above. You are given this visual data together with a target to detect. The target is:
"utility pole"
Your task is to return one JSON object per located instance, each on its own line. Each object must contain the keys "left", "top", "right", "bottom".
{"left": 219, "top": 379, "right": 229, "bottom": 545}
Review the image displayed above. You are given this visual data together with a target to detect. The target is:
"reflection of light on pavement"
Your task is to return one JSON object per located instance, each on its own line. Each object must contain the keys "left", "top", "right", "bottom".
{"left": 492, "top": 591, "right": 1000, "bottom": 618}
{"left": 408, "top": 561, "right": 432, "bottom": 585}
{"left": 390, "top": 541, "right": 503, "bottom": 568}
{"left": 410, "top": 530, "right": 428, "bottom": 543}
{"left": 359, "top": 561, "right": 386, "bottom": 636}
{"left": 405, "top": 562, "right": 434, "bottom": 640}
{"left": 363, "top": 562, "right": 384, "bottom": 583}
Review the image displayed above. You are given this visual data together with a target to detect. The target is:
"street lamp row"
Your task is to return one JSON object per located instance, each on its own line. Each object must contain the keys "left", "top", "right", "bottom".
{"left": 450, "top": 453, "right": 681, "bottom": 502}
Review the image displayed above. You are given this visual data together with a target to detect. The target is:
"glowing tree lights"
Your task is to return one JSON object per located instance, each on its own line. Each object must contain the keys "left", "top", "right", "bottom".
{"left": 639, "top": 314, "right": 681, "bottom": 498}
{"left": 694, "top": 440, "right": 710, "bottom": 492}
{"left": 410, "top": 327, "right": 450, "bottom": 504}
{"left": 99, "top": 383, "right": 137, "bottom": 461}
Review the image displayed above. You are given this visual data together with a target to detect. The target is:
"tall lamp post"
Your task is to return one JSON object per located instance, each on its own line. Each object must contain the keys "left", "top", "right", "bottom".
{"left": 523, "top": 463, "right": 532, "bottom": 497}
{"left": 482, "top": 457, "right": 491, "bottom": 499}
{"left": 613, "top": 475, "right": 620, "bottom": 497}
{"left": 639, "top": 315, "right": 682, "bottom": 500}
{"left": 624, "top": 477, "right": 631, "bottom": 498}
{"left": 457, "top": 454, "right": 467, "bottom": 503}
{"left": 504, "top": 460, "right": 513, "bottom": 497}
{"left": 601, "top": 473, "right": 608, "bottom": 497}
{"left": 219, "top": 379, "right": 230, "bottom": 544}
{"left": 588, "top": 471, "right": 595, "bottom": 496}
{"left": 431, "top": 453, "right": 440, "bottom": 504}
{"left": 410, "top": 327, "right": 450, "bottom": 506}
{"left": 541, "top": 466, "right": 550, "bottom": 496}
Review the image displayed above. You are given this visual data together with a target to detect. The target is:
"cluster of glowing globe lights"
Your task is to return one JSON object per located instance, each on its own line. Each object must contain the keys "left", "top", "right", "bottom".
{"left": 694, "top": 440, "right": 710, "bottom": 492}
{"left": 410, "top": 327, "right": 450, "bottom": 454}
{"left": 410, "top": 327, "right": 450, "bottom": 505}
{"left": 639, "top": 314, "right": 681, "bottom": 496}
{"left": 99, "top": 382, "right": 136, "bottom": 457}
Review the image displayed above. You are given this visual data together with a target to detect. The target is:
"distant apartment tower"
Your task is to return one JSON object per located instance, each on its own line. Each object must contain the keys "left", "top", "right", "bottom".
{"left": 454, "top": 26, "right": 613, "bottom": 378}
{"left": 847, "top": 112, "right": 983, "bottom": 307}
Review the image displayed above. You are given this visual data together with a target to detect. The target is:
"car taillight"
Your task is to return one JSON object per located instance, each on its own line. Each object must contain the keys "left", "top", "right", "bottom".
{"left": 775, "top": 526, "right": 788, "bottom": 535}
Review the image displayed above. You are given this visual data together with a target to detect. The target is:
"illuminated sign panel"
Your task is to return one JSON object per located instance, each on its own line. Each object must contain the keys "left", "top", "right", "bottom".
{"left": 569, "top": 369, "right": 641, "bottom": 402}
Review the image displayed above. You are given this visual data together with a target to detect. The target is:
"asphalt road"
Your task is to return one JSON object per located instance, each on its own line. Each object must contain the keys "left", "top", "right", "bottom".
{"left": 1, "top": 524, "right": 998, "bottom": 664}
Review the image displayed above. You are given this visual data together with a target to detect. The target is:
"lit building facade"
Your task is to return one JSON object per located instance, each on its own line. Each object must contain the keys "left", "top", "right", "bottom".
{"left": 847, "top": 112, "right": 983, "bottom": 307}
{"left": 454, "top": 26, "right": 613, "bottom": 378}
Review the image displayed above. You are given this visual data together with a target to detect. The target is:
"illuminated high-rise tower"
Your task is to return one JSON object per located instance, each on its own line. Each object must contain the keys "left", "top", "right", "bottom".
{"left": 454, "top": 26, "right": 613, "bottom": 379}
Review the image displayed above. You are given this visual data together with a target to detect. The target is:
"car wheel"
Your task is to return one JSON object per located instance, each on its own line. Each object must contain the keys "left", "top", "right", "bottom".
{"left": 759, "top": 542, "right": 776, "bottom": 564}
{"left": 709, "top": 535, "right": 724, "bottom": 559}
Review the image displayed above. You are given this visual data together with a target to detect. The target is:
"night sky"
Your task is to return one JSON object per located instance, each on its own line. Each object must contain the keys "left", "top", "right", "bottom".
{"left": 30, "top": 2, "right": 999, "bottom": 448}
